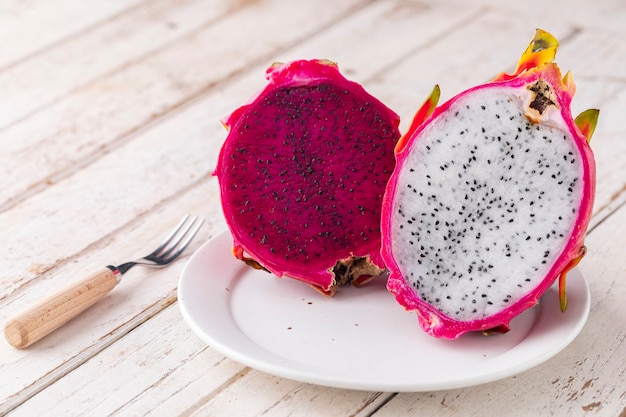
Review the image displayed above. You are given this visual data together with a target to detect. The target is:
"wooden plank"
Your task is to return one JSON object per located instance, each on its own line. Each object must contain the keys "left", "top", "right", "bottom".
{"left": 0, "top": 0, "right": 492, "bottom": 305}
{"left": 270, "top": 0, "right": 487, "bottom": 88}
{"left": 585, "top": 83, "right": 626, "bottom": 231}
{"left": 0, "top": 0, "right": 232, "bottom": 130}
{"left": 554, "top": 29, "right": 626, "bottom": 231}
{"left": 354, "top": 7, "right": 626, "bottom": 415}
{"left": 1, "top": 0, "right": 624, "bottom": 415}
{"left": 2, "top": 298, "right": 388, "bottom": 417}
{"left": 469, "top": 0, "right": 626, "bottom": 34}
{"left": 192, "top": 371, "right": 381, "bottom": 417}
{"left": 365, "top": 203, "right": 626, "bottom": 417}
{"left": 0, "top": 0, "right": 146, "bottom": 69}
{"left": 0, "top": 0, "right": 373, "bottom": 310}
{"left": 365, "top": 11, "right": 626, "bottom": 231}
{"left": 0, "top": 0, "right": 372, "bottom": 410}
{"left": 0, "top": 0, "right": 489, "bottom": 413}
{"left": 0, "top": 184, "right": 221, "bottom": 415}
{"left": 0, "top": 0, "right": 493, "bottom": 346}
{"left": 187, "top": 9, "right": 626, "bottom": 417}
{"left": 0, "top": 0, "right": 367, "bottom": 210}
{"left": 4, "top": 304, "right": 248, "bottom": 417}
{"left": 190, "top": 13, "right": 626, "bottom": 416}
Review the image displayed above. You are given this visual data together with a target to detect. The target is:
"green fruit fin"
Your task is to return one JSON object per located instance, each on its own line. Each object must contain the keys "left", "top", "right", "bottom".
{"left": 559, "top": 246, "right": 587, "bottom": 312}
{"left": 575, "top": 109, "right": 600, "bottom": 143}
{"left": 396, "top": 85, "right": 440, "bottom": 153}
{"left": 495, "top": 29, "right": 559, "bottom": 81}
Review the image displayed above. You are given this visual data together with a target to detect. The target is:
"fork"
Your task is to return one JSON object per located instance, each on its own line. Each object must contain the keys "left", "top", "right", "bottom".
{"left": 4, "top": 214, "right": 204, "bottom": 349}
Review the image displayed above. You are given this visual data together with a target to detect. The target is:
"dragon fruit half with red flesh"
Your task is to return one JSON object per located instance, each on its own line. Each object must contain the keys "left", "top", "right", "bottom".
{"left": 214, "top": 59, "right": 400, "bottom": 295}
{"left": 381, "top": 30, "right": 598, "bottom": 338}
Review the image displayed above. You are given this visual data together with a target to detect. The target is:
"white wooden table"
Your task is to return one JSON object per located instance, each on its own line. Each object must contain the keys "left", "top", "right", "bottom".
{"left": 1, "top": 1, "right": 625, "bottom": 415}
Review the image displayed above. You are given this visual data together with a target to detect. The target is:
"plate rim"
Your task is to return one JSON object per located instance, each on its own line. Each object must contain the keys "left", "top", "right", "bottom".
{"left": 178, "top": 230, "right": 590, "bottom": 392}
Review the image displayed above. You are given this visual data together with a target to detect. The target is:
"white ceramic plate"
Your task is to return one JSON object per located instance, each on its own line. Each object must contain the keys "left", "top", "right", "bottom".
{"left": 178, "top": 231, "right": 590, "bottom": 392}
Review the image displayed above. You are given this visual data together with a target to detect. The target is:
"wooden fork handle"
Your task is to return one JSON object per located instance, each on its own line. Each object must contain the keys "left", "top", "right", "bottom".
{"left": 4, "top": 267, "right": 120, "bottom": 349}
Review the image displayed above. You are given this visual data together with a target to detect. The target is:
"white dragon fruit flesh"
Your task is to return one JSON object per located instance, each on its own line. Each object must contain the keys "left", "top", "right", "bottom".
{"left": 214, "top": 59, "right": 400, "bottom": 295}
{"left": 381, "top": 30, "right": 598, "bottom": 338}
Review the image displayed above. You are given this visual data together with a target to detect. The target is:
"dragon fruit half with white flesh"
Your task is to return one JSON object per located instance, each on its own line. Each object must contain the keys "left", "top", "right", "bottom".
{"left": 381, "top": 29, "right": 598, "bottom": 338}
{"left": 214, "top": 59, "right": 400, "bottom": 295}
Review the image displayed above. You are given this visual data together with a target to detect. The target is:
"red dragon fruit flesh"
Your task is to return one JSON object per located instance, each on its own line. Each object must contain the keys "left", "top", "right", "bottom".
{"left": 214, "top": 59, "right": 401, "bottom": 295}
{"left": 381, "top": 30, "right": 598, "bottom": 338}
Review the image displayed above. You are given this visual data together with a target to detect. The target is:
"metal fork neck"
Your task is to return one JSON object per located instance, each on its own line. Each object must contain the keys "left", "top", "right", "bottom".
{"left": 107, "top": 262, "right": 130, "bottom": 284}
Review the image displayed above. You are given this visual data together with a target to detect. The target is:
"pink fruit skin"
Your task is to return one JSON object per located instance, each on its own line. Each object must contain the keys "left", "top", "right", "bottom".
{"left": 381, "top": 62, "right": 595, "bottom": 339}
{"left": 214, "top": 59, "right": 400, "bottom": 294}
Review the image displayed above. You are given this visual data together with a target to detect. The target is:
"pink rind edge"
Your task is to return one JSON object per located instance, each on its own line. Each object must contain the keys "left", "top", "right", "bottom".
{"left": 380, "top": 64, "right": 596, "bottom": 339}
{"left": 214, "top": 59, "right": 401, "bottom": 293}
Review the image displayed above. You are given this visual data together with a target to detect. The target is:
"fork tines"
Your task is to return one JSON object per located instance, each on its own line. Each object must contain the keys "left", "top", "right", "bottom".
{"left": 152, "top": 214, "right": 204, "bottom": 262}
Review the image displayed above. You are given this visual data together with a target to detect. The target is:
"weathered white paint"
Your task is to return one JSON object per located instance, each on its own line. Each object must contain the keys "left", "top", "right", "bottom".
{"left": 0, "top": 0, "right": 624, "bottom": 415}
